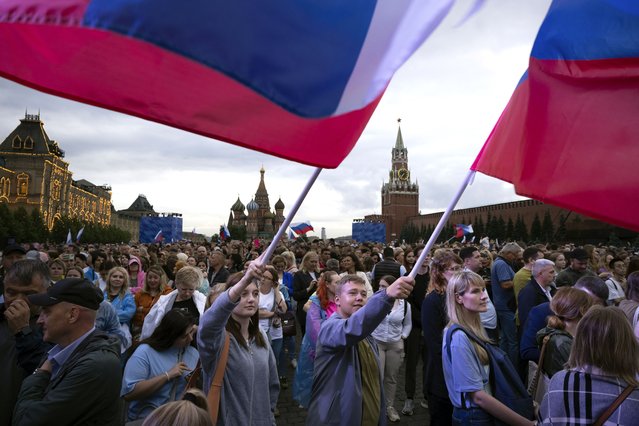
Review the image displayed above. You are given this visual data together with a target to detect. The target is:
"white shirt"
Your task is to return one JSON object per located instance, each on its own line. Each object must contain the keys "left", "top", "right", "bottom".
{"left": 258, "top": 288, "right": 282, "bottom": 340}
{"left": 605, "top": 276, "right": 625, "bottom": 301}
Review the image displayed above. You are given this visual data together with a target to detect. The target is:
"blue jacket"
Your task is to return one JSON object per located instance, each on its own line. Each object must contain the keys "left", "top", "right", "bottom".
{"left": 520, "top": 302, "right": 552, "bottom": 362}
{"left": 104, "top": 291, "right": 136, "bottom": 326}
{"left": 307, "top": 290, "right": 394, "bottom": 426}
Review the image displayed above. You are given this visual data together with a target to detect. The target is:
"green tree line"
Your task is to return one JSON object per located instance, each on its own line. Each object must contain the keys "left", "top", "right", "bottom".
{"left": 0, "top": 204, "right": 131, "bottom": 245}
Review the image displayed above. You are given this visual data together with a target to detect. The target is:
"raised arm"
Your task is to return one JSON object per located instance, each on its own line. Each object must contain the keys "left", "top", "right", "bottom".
{"left": 319, "top": 276, "right": 414, "bottom": 350}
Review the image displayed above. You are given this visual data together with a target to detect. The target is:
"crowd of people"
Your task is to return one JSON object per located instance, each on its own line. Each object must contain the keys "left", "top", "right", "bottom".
{"left": 1, "top": 236, "right": 639, "bottom": 425}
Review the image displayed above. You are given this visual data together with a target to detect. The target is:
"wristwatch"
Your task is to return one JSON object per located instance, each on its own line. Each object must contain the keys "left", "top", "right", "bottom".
{"left": 15, "top": 325, "right": 33, "bottom": 337}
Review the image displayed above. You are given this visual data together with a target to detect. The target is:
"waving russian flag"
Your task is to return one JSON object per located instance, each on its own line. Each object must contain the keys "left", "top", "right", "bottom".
{"left": 454, "top": 224, "right": 474, "bottom": 238}
{"left": 0, "top": 0, "right": 454, "bottom": 168}
{"left": 472, "top": 0, "right": 639, "bottom": 232}
{"left": 291, "top": 222, "right": 314, "bottom": 235}
{"left": 219, "top": 225, "right": 230, "bottom": 241}
{"left": 153, "top": 229, "right": 163, "bottom": 243}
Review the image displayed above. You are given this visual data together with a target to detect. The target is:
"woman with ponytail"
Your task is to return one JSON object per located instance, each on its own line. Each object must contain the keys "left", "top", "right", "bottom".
{"left": 535, "top": 287, "right": 594, "bottom": 378}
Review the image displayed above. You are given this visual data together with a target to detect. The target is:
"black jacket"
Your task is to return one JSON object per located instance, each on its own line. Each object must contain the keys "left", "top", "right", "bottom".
{"left": 13, "top": 330, "right": 122, "bottom": 426}
{"left": 0, "top": 305, "right": 51, "bottom": 426}
{"left": 517, "top": 278, "right": 557, "bottom": 327}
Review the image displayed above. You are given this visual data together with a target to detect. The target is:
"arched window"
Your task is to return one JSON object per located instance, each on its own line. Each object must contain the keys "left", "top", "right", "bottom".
{"left": 0, "top": 177, "right": 9, "bottom": 198}
{"left": 24, "top": 137, "right": 34, "bottom": 149}
{"left": 17, "top": 173, "right": 29, "bottom": 196}
{"left": 12, "top": 135, "right": 22, "bottom": 149}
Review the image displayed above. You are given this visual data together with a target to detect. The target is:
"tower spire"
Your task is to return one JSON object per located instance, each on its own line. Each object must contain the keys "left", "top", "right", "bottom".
{"left": 394, "top": 118, "right": 404, "bottom": 149}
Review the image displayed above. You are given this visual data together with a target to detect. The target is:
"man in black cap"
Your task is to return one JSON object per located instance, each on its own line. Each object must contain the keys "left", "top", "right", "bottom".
{"left": 12, "top": 278, "right": 122, "bottom": 426}
{"left": 0, "top": 243, "right": 27, "bottom": 304}
{"left": 555, "top": 247, "right": 596, "bottom": 287}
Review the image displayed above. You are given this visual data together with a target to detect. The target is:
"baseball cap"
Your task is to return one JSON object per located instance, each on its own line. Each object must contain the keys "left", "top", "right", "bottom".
{"left": 28, "top": 278, "right": 102, "bottom": 310}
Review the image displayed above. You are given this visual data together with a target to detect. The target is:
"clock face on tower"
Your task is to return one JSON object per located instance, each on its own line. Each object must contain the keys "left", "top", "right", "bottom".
{"left": 398, "top": 168, "right": 409, "bottom": 181}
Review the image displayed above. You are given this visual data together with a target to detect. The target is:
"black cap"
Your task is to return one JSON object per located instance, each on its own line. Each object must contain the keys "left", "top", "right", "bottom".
{"left": 28, "top": 278, "right": 102, "bottom": 310}
{"left": 3, "top": 243, "right": 27, "bottom": 256}
{"left": 570, "top": 248, "right": 589, "bottom": 261}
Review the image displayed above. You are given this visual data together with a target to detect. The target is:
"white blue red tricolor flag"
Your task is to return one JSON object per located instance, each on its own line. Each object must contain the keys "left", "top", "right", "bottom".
{"left": 153, "top": 230, "right": 163, "bottom": 243}
{"left": 454, "top": 224, "right": 474, "bottom": 239}
{"left": 0, "top": 0, "right": 455, "bottom": 168}
{"left": 291, "top": 222, "right": 314, "bottom": 235}
{"left": 220, "top": 225, "right": 230, "bottom": 241}
{"left": 472, "top": 0, "right": 639, "bottom": 232}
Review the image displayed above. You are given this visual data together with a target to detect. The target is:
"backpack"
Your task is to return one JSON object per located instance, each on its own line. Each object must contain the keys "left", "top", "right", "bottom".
{"left": 446, "top": 324, "right": 534, "bottom": 425}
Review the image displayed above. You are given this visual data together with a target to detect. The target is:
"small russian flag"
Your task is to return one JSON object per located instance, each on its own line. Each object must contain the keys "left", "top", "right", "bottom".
{"left": 154, "top": 229, "right": 164, "bottom": 243}
{"left": 454, "top": 224, "right": 474, "bottom": 239}
{"left": 220, "top": 225, "right": 231, "bottom": 241}
{"left": 76, "top": 226, "right": 85, "bottom": 243}
{"left": 291, "top": 221, "right": 314, "bottom": 235}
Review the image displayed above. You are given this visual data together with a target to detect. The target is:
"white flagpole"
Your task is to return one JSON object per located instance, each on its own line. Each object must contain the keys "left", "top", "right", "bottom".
{"left": 409, "top": 169, "right": 476, "bottom": 279}
{"left": 262, "top": 167, "right": 322, "bottom": 262}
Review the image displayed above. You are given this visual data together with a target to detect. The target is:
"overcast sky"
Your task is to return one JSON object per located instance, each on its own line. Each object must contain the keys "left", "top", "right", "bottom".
{"left": 0, "top": 0, "right": 552, "bottom": 239}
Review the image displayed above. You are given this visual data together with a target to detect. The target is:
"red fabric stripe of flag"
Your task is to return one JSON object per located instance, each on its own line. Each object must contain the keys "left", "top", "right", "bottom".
{"left": 472, "top": 56, "right": 639, "bottom": 232}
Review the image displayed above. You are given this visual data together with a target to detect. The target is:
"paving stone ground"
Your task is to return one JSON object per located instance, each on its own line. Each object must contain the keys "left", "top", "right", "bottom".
{"left": 275, "top": 343, "right": 430, "bottom": 425}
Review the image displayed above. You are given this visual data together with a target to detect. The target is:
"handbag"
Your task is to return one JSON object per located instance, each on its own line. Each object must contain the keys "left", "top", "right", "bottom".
{"left": 280, "top": 310, "right": 297, "bottom": 337}
{"left": 593, "top": 384, "right": 635, "bottom": 426}
{"left": 528, "top": 335, "right": 550, "bottom": 404}
{"left": 206, "top": 332, "right": 231, "bottom": 424}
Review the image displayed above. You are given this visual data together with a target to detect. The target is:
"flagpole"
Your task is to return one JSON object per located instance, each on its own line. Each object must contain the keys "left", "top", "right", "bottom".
{"left": 409, "top": 169, "right": 476, "bottom": 279}
{"left": 261, "top": 167, "right": 323, "bottom": 262}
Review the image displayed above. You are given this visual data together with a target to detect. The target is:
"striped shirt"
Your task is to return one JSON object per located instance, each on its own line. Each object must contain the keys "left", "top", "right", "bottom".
{"left": 540, "top": 369, "right": 639, "bottom": 425}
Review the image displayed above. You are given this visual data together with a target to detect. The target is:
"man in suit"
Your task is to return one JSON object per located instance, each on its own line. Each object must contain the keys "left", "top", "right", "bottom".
{"left": 518, "top": 259, "right": 557, "bottom": 328}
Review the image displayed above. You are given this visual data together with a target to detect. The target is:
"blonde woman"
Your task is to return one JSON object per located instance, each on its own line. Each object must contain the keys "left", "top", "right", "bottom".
{"left": 293, "top": 251, "right": 320, "bottom": 335}
{"left": 104, "top": 266, "right": 136, "bottom": 351}
{"left": 141, "top": 266, "right": 206, "bottom": 340}
{"left": 443, "top": 271, "right": 534, "bottom": 426}
{"left": 104, "top": 266, "right": 136, "bottom": 327}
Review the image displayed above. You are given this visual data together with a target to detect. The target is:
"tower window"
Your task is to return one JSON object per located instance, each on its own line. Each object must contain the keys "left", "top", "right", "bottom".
{"left": 17, "top": 173, "right": 29, "bottom": 196}
{"left": 12, "top": 135, "right": 22, "bottom": 148}
{"left": 24, "top": 137, "right": 33, "bottom": 149}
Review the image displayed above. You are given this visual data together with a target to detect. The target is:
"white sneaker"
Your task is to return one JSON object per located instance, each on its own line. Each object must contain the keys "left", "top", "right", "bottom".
{"left": 387, "top": 406, "right": 400, "bottom": 422}
{"left": 420, "top": 399, "right": 429, "bottom": 409}
{"left": 401, "top": 399, "right": 414, "bottom": 416}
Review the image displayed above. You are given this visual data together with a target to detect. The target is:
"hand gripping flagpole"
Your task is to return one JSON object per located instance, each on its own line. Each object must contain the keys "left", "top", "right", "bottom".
{"left": 261, "top": 167, "right": 323, "bottom": 262}
{"left": 409, "top": 169, "right": 476, "bottom": 279}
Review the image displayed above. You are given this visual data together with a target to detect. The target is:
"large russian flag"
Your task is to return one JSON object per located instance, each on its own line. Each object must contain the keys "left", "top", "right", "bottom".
{"left": 472, "top": 0, "right": 639, "bottom": 232}
{"left": 0, "top": 0, "right": 454, "bottom": 168}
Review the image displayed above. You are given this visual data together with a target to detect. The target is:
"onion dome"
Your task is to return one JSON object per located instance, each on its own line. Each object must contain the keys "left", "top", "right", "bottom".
{"left": 274, "top": 197, "right": 285, "bottom": 210}
{"left": 231, "top": 197, "right": 245, "bottom": 211}
{"left": 263, "top": 211, "right": 274, "bottom": 218}
{"left": 247, "top": 199, "right": 259, "bottom": 211}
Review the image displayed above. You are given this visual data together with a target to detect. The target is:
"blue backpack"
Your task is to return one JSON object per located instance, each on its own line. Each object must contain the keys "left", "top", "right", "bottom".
{"left": 446, "top": 324, "right": 534, "bottom": 425}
